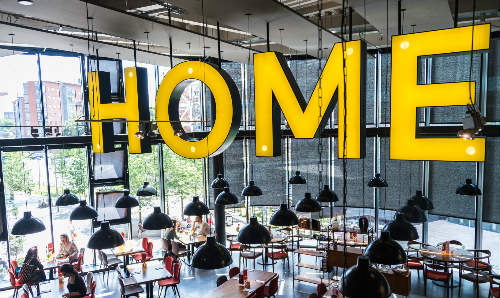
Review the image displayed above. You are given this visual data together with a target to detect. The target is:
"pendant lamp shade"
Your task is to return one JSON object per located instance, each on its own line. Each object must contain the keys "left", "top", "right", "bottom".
{"left": 368, "top": 173, "right": 388, "bottom": 187}
{"left": 339, "top": 256, "right": 391, "bottom": 298}
{"left": 215, "top": 187, "right": 239, "bottom": 205}
{"left": 410, "top": 190, "right": 433, "bottom": 210}
{"left": 241, "top": 181, "right": 263, "bottom": 196}
{"left": 191, "top": 236, "right": 233, "bottom": 269}
{"left": 143, "top": 207, "right": 173, "bottom": 230}
{"left": 289, "top": 171, "right": 306, "bottom": 184}
{"left": 183, "top": 196, "right": 209, "bottom": 216}
{"left": 136, "top": 182, "right": 157, "bottom": 196}
{"left": 55, "top": 189, "right": 79, "bottom": 206}
{"left": 70, "top": 200, "right": 97, "bottom": 220}
{"left": 456, "top": 178, "right": 482, "bottom": 196}
{"left": 383, "top": 213, "right": 419, "bottom": 241}
{"left": 115, "top": 190, "right": 139, "bottom": 208}
{"left": 11, "top": 211, "right": 46, "bottom": 235}
{"left": 238, "top": 217, "right": 271, "bottom": 244}
{"left": 295, "top": 193, "right": 322, "bottom": 212}
{"left": 270, "top": 204, "right": 299, "bottom": 226}
{"left": 316, "top": 185, "right": 339, "bottom": 202}
{"left": 87, "top": 221, "right": 124, "bottom": 249}
{"left": 211, "top": 174, "right": 229, "bottom": 189}
{"left": 399, "top": 200, "right": 427, "bottom": 223}
{"left": 364, "top": 231, "right": 407, "bottom": 265}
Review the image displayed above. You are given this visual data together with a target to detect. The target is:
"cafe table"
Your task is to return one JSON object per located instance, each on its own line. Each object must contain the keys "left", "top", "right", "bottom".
{"left": 419, "top": 245, "right": 476, "bottom": 287}
{"left": 38, "top": 278, "right": 67, "bottom": 298}
{"left": 208, "top": 269, "right": 277, "bottom": 298}
{"left": 124, "top": 260, "right": 172, "bottom": 298}
{"left": 178, "top": 234, "right": 206, "bottom": 262}
{"left": 43, "top": 257, "right": 70, "bottom": 280}
{"left": 112, "top": 239, "right": 144, "bottom": 266}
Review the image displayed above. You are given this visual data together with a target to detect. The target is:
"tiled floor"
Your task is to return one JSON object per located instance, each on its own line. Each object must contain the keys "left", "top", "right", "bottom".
{"left": 2, "top": 252, "right": 492, "bottom": 298}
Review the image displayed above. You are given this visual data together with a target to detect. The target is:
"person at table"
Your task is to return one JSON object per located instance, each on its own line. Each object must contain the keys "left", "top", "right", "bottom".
{"left": 19, "top": 246, "right": 46, "bottom": 283}
{"left": 57, "top": 234, "right": 78, "bottom": 262}
{"left": 192, "top": 216, "right": 210, "bottom": 236}
{"left": 165, "top": 220, "right": 186, "bottom": 250}
{"left": 60, "top": 263, "right": 86, "bottom": 298}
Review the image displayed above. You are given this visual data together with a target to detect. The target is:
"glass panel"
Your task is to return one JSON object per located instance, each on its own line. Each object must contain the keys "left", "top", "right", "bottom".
{"left": 3, "top": 151, "right": 53, "bottom": 265}
{"left": 0, "top": 54, "right": 41, "bottom": 138}
{"left": 484, "top": 137, "right": 500, "bottom": 223}
{"left": 427, "top": 215, "right": 475, "bottom": 248}
{"left": 221, "top": 62, "right": 244, "bottom": 129}
{"left": 487, "top": 38, "right": 500, "bottom": 122}
{"left": 379, "top": 209, "right": 422, "bottom": 242}
{"left": 482, "top": 222, "right": 499, "bottom": 271}
{"left": 122, "top": 61, "right": 157, "bottom": 119}
{"left": 47, "top": 148, "right": 89, "bottom": 262}
{"left": 40, "top": 55, "right": 85, "bottom": 136}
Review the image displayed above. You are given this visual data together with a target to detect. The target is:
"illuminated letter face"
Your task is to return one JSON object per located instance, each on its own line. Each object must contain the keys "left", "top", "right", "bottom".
{"left": 391, "top": 24, "right": 489, "bottom": 161}
{"left": 89, "top": 67, "right": 151, "bottom": 154}
{"left": 254, "top": 40, "right": 366, "bottom": 158}
{"left": 156, "top": 61, "right": 241, "bottom": 159}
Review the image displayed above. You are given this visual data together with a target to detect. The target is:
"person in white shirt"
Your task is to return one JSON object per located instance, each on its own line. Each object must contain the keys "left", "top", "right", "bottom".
{"left": 191, "top": 216, "right": 210, "bottom": 236}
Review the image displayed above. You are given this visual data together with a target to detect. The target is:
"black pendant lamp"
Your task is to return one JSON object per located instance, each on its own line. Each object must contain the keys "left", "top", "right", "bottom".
{"left": 87, "top": 221, "right": 124, "bottom": 249}
{"left": 143, "top": 207, "right": 173, "bottom": 230}
{"left": 364, "top": 231, "right": 407, "bottom": 265}
{"left": 241, "top": 181, "right": 263, "bottom": 196}
{"left": 11, "top": 211, "right": 46, "bottom": 235}
{"left": 339, "top": 256, "right": 391, "bottom": 298}
{"left": 136, "top": 182, "right": 157, "bottom": 196}
{"left": 211, "top": 174, "right": 229, "bottom": 189}
{"left": 70, "top": 200, "right": 97, "bottom": 220}
{"left": 315, "top": 185, "right": 339, "bottom": 202}
{"left": 399, "top": 200, "right": 427, "bottom": 223}
{"left": 238, "top": 217, "right": 271, "bottom": 244}
{"left": 215, "top": 187, "right": 239, "bottom": 205}
{"left": 55, "top": 189, "right": 79, "bottom": 206}
{"left": 115, "top": 190, "right": 139, "bottom": 208}
{"left": 191, "top": 236, "right": 233, "bottom": 269}
{"left": 410, "top": 190, "right": 433, "bottom": 211}
{"left": 368, "top": 173, "right": 388, "bottom": 187}
{"left": 289, "top": 171, "right": 306, "bottom": 184}
{"left": 295, "top": 192, "right": 322, "bottom": 212}
{"left": 383, "top": 213, "right": 419, "bottom": 241}
{"left": 456, "top": 178, "right": 482, "bottom": 196}
{"left": 270, "top": 204, "right": 299, "bottom": 226}
{"left": 183, "top": 196, "right": 210, "bottom": 217}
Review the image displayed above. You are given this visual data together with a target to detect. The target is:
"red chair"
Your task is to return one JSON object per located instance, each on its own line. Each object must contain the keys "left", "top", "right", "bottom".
{"left": 253, "top": 284, "right": 265, "bottom": 298}
{"left": 229, "top": 267, "right": 240, "bottom": 278}
{"left": 489, "top": 274, "right": 500, "bottom": 298}
{"left": 84, "top": 281, "right": 96, "bottom": 298}
{"left": 267, "top": 245, "right": 289, "bottom": 273}
{"left": 72, "top": 253, "right": 83, "bottom": 273}
{"left": 263, "top": 275, "right": 279, "bottom": 298}
{"left": 164, "top": 256, "right": 174, "bottom": 274}
{"left": 47, "top": 243, "right": 54, "bottom": 254}
{"left": 316, "top": 283, "right": 327, "bottom": 297}
{"left": 10, "top": 260, "right": 18, "bottom": 271}
{"left": 158, "top": 262, "right": 181, "bottom": 297}
{"left": 133, "top": 238, "right": 150, "bottom": 262}
{"left": 8, "top": 268, "right": 23, "bottom": 298}
{"left": 424, "top": 262, "right": 453, "bottom": 298}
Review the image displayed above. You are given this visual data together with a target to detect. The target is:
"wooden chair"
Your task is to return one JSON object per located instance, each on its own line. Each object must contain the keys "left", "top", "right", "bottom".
{"left": 240, "top": 245, "right": 263, "bottom": 270}
{"left": 424, "top": 262, "right": 453, "bottom": 298}
{"left": 267, "top": 244, "right": 289, "bottom": 273}
{"left": 488, "top": 274, "right": 500, "bottom": 298}
{"left": 263, "top": 274, "right": 279, "bottom": 298}
{"left": 118, "top": 276, "right": 144, "bottom": 298}
{"left": 98, "top": 250, "right": 122, "bottom": 286}
{"left": 459, "top": 249, "right": 492, "bottom": 297}
{"left": 72, "top": 253, "right": 84, "bottom": 273}
{"left": 158, "top": 262, "right": 181, "bottom": 297}
{"left": 228, "top": 235, "right": 244, "bottom": 266}
{"left": 406, "top": 240, "right": 427, "bottom": 278}
{"left": 216, "top": 275, "right": 228, "bottom": 287}
{"left": 253, "top": 284, "right": 265, "bottom": 298}
{"left": 229, "top": 267, "right": 240, "bottom": 278}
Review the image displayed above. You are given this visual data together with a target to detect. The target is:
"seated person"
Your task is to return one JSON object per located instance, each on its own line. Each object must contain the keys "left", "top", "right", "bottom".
{"left": 191, "top": 216, "right": 210, "bottom": 236}
{"left": 165, "top": 220, "right": 186, "bottom": 251}
{"left": 57, "top": 234, "right": 78, "bottom": 262}
{"left": 19, "top": 247, "right": 46, "bottom": 284}
{"left": 60, "top": 263, "right": 86, "bottom": 298}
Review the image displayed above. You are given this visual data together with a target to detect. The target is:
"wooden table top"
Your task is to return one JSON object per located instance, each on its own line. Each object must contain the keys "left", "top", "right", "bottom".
{"left": 178, "top": 234, "right": 206, "bottom": 246}
{"left": 112, "top": 240, "right": 144, "bottom": 257}
{"left": 209, "top": 270, "right": 276, "bottom": 298}
{"left": 419, "top": 246, "right": 475, "bottom": 263}
{"left": 125, "top": 260, "right": 171, "bottom": 284}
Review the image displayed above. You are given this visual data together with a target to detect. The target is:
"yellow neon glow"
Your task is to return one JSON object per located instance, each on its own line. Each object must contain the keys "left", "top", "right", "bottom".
{"left": 156, "top": 61, "right": 237, "bottom": 159}
{"left": 89, "top": 67, "right": 144, "bottom": 153}
{"left": 391, "top": 24, "right": 489, "bottom": 161}
{"left": 254, "top": 40, "right": 363, "bottom": 158}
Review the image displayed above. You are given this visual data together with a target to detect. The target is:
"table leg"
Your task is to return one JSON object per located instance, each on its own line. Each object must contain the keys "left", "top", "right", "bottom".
{"left": 49, "top": 269, "right": 54, "bottom": 280}
{"left": 146, "top": 282, "right": 152, "bottom": 298}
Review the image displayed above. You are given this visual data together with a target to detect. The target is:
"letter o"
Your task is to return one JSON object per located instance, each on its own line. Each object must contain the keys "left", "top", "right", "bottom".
{"left": 156, "top": 61, "right": 241, "bottom": 159}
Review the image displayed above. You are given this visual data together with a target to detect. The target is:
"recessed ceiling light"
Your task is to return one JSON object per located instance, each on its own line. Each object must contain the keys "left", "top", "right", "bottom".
{"left": 18, "top": 0, "right": 33, "bottom": 5}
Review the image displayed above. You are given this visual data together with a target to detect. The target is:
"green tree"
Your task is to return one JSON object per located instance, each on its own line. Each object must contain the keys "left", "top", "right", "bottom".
{"left": 128, "top": 146, "right": 160, "bottom": 211}
{"left": 50, "top": 148, "right": 87, "bottom": 198}
{"left": 2, "top": 152, "right": 34, "bottom": 197}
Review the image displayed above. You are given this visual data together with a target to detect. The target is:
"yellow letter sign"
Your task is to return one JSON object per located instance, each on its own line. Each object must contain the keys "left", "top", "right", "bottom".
{"left": 391, "top": 24, "right": 489, "bottom": 161}
{"left": 254, "top": 40, "right": 366, "bottom": 158}
{"left": 89, "top": 67, "right": 151, "bottom": 154}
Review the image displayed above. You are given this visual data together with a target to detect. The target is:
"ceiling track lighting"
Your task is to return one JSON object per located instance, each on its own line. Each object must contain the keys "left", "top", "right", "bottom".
{"left": 458, "top": 106, "right": 485, "bottom": 140}
{"left": 456, "top": 178, "right": 482, "bottom": 196}
{"left": 18, "top": 0, "right": 34, "bottom": 5}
